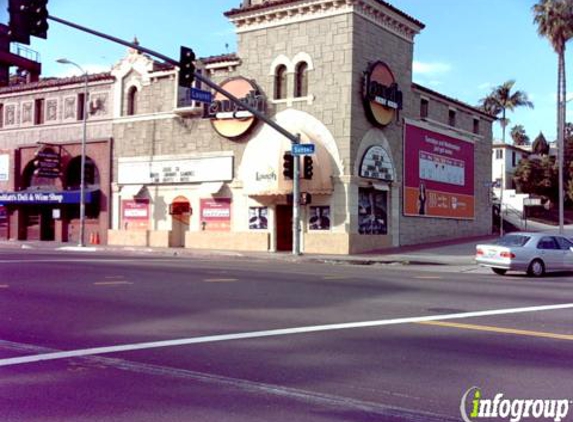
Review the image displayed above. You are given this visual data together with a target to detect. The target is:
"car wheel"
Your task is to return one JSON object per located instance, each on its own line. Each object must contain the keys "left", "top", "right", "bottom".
{"left": 527, "top": 259, "right": 545, "bottom": 277}
{"left": 492, "top": 268, "right": 507, "bottom": 275}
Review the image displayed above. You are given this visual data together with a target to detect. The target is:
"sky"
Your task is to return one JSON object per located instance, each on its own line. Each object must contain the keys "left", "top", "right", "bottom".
{"left": 0, "top": 0, "right": 570, "bottom": 143}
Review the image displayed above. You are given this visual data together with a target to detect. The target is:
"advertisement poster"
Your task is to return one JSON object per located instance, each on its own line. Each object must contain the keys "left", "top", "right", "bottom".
{"left": 122, "top": 200, "right": 149, "bottom": 230}
{"left": 404, "top": 124, "right": 475, "bottom": 219}
{"left": 249, "top": 207, "right": 268, "bottom": 230}
{"left": 358, "top": 189, "right": 388, "bottom": 235}
{"left": 0, "top": 154, "right": 9, "bottom": 182}
{"left": 309, "top": 206, "right": 331, "bottom": 231}
{"left": 201, "top": 198, "right": 231, "bottom": 231}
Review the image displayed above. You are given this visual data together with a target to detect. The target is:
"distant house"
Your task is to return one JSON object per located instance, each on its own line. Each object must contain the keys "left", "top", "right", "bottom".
{"left": 492, "top": 143, "right": 530, "bottom": 189}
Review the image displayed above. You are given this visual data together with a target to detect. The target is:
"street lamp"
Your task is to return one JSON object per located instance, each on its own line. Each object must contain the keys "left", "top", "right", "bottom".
{"left": 57, "top": 58, "right": 88, "bottom": 247}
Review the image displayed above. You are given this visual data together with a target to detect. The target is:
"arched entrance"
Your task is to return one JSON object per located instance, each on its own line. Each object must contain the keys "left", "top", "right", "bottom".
{"left": 169, "top": 196, "right": 191, "bottom": 247}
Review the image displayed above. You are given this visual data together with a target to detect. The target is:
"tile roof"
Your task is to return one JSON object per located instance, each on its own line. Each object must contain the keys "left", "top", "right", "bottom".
{"left": 224, "top": 0, "right": 425, "bottom": 29}
{"left": 0, "top": 72, "right": 114, "bottom": 95}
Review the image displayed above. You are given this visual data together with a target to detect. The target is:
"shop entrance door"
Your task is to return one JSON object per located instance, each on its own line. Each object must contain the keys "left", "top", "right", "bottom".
{"left": 276, "top": 205, "right": 293, "bottom": 252}
{"left": 40, "top": 208, "right": 55, "bottom": 241}
{"left": 169, "top": 197, "right": 191, "bottom": 248}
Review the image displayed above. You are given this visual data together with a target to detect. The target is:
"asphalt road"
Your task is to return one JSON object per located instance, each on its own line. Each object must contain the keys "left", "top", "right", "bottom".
{"left": 0, "top": 249, "right": 572, "bottom": 422}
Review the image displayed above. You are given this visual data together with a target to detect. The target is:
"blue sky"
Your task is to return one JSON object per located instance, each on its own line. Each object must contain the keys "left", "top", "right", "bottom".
{"left": 1, "top": 0, "right": 570, "bottom": 143}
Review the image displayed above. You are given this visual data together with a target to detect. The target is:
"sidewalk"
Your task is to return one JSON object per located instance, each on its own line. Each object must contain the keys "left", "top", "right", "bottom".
{"left": 0, "top": 235, "right": 493, "bottom": 267}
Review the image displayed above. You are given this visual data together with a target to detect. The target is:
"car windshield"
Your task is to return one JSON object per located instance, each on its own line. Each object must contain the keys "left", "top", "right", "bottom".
{"left": 494, "top": 235, "right": 530, "bottom": 247}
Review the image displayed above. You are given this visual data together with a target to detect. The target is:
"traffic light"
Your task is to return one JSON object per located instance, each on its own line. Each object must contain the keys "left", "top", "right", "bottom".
{"left": 28, "top": 0, "right": 49, "bottom": 39}
{"left": 282, "top": 152, "right": 294, "bottom": 179}
{"left": 8, "top": 0, "right": 49, "bottom": 44}
{"left": 303, "top": 155, "right": 314, "bottom": 180}
{"left": 179, "top": 46, "right": 196, "bottom": 88}
{"left": 8, "top": 0, "right": 31, "bottom": 44}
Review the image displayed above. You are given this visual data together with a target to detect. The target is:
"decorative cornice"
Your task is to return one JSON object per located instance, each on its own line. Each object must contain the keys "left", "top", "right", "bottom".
{"left": 226, "top": 0, "right": 423, "bottom": 42}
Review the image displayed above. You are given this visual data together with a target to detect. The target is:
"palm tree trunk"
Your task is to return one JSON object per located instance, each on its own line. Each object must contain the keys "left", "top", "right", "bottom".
{"left": 559, "top": 49, "right": 566, "bottom": 234}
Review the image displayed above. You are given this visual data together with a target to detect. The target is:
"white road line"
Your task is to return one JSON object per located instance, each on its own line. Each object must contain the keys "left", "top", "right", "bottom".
{"left": 0, "top": 302, "right": 572, "bottom": 368}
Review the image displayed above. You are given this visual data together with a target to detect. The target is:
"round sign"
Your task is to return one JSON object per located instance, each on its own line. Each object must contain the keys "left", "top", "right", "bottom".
{"left": 364, "top": 62, "right": 403, "bottom": 127}
{"left": 208, "top": 77, "right": 266, "bottom": 139}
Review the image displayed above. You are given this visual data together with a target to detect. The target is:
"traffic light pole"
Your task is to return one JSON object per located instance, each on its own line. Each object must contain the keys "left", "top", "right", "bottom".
{"left": 48, "top": 14, "right": 304, "bottom": 255}
{"left": 292, "top": 136, "right": 301, "bottom": 256}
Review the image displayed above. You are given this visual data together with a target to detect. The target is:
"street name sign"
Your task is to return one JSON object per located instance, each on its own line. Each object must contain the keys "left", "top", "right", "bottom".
{"left": 292, "top": 144, "right": 315, "bottom": 156}
{"left": 190, "top": 88, "right": 212, "bottom": 103}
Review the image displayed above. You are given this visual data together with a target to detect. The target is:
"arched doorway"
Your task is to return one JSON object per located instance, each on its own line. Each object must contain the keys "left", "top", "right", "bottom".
{"left": 20, "top": 156, "right": 63, "bottom": 241}
{"left": 169, "top": 196, "right": 191, "bottom": 247}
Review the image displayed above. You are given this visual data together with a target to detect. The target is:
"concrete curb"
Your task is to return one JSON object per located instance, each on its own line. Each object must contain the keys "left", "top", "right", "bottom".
{"left": 0, "top": 240, "right": 477, "bottom": 267}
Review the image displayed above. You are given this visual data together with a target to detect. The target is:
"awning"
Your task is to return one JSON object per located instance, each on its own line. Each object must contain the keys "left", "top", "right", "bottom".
{"left": 239, "top": 128, "right": 333, "bottom": 197}
{"left": 0, "top": 189, "right": 99, "bottom": 205}
{"left": 198, "top": 181, "right": 224, "bottom": 196}
{"left": 120, "top": 184, "right": 145, "bottom": 198}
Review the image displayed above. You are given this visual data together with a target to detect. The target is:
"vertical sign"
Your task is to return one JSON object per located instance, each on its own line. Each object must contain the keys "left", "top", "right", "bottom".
{"left": 0, "top": 154, "right": 9, "bottom": 182}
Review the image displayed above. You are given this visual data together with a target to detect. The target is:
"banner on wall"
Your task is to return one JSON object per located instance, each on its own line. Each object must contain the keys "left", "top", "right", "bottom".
{"left": 122, "top": 200, "right": 149, "bottom": 230}
{"left": 200, "top": 198, "right": 231, "bottom": 231}
{"left": 403, "top": 123, "right": 475, "bottom": 220}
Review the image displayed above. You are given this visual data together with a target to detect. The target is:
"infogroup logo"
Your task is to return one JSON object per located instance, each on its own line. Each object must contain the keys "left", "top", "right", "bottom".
{"left": 460, "top": 387, "right": 571, "bottom": 422}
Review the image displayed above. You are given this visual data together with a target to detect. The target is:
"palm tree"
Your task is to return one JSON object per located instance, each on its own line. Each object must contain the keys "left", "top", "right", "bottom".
{"left": 533, "top": 0, "right": 573, "bottom": 233}
{"left": 510, "top": 124, "right": 530, "bottom": 146}
{"left": 479, "top": 80, "right": 534, "bottom": 145}
{"left": 479, "top": 81, "right": 533, "bottom": 236}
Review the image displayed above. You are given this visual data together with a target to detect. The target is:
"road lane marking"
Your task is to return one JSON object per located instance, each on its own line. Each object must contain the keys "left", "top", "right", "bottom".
{"left": 1, "top": 302, "right": 572, "bottom": 367}
{"left": 0, "top": 339, "right": 454, "bottom": 422}
{"left": 0, "top": 284, "right": 8, "bottom": 288}
{"left": 93, "top": 281, "right": 133, "bottom": 286}
{"left": 417, "top": 321, "right": 573, "bottom": 342}
{"left": 322, "top": 276, "right": 347, "bottom": 280}
{"left": 414, "top": 276, "right": 442, "bottom": 279}
{"left": 204, "top": 278, "right": 238, "bottom": 283}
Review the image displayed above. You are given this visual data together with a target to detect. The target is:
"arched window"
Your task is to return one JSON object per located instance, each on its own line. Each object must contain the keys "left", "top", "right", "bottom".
{"left": 127, "top": 86, "right": 138, "bottom": 116}
{"left": 274, "top": 65, "right": 287, "bottom": 100}
{"left": 66, "top": 156, "right": 100, "bottom": 189}
{"left": 294, "top": 62, "right": 308, "bottom": 98}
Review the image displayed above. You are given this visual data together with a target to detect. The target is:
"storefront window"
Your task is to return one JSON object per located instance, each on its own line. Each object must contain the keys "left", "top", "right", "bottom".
{"left": 309, "top": 206, "right": 330, "bottom": 230}
{"left": 249, "top": 207, "right": 268, "bottom": 230}
{"left": 358, "top": 188, "right": 388, "bottom": 235}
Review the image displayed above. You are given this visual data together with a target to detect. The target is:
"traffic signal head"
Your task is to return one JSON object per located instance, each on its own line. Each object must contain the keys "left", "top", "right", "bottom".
{"left": 282, "top": 152, "right": 294, "bottom": 179}
{"left": 8, "top": 0, "right": 31, "bottom": 44}
{"left": 303, "top": 155, "right": 314, "bottom": 180}
{"left": 29, "top": 0, "right": 49, "bottom": 39}
{"left": 179, "top": 46, "right": 196, "bottom": 88}
{"left": 8, "top": 0, "right": 49, "bottom": 44}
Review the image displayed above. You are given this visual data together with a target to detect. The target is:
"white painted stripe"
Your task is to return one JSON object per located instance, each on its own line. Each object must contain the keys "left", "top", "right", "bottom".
{"left": 0, "top": 302, "right": 572, "bottom": 368}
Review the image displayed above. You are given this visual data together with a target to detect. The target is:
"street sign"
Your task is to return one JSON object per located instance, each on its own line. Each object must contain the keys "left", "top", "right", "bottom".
{"left": 190, "top": 88, "right": 212, "bottom": 103}
{"left": 292, "top": 143, "right": 315, "bottom": 156}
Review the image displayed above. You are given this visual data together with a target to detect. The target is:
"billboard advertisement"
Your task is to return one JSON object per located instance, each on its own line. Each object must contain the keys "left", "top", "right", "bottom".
{"left": 122, "top": 200, "right": 150, "bottom": 230}
{"left": 404, "top": 123, "right": 474, "bottom": 219}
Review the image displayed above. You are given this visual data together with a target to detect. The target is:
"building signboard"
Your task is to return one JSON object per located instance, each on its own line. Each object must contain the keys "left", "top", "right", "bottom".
{"left": 206, "top": 77, "right": 266, "bottom": 139}
{"left": 359, "top": 145, "right": 395, "bottom": 181}
{"left": 0, "top": 154, "right": 9, "bottom": 182}
{"left": 0, "top": 190, "right": 97, "bottom": 204}
{"left": 363, "top": 61, "right": 403, "bottom": 127}
{"left": 403, "top": 123, "right": 475, "bottom": 219}
{"left": 118, "top": 156, "right": 233, "bottom": 185}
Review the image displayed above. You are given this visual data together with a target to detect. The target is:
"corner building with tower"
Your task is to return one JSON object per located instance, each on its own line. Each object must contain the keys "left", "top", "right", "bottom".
{"left": 0, "top": 0, "right": 494, "bottom": 254}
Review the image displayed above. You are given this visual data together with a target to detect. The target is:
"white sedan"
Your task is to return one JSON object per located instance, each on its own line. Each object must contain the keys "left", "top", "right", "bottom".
{"left": 476, "top": 232, "right": 573, "bottom": 276}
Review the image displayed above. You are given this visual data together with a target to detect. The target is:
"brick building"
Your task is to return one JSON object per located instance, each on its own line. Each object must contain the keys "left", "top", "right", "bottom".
{"left": 0, "top": 0, "right": 494, "bottom": 253}
{"left": 0, "top": 74, "right": 114, "bottom": 243}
